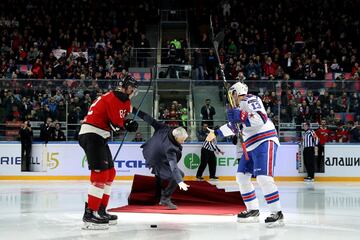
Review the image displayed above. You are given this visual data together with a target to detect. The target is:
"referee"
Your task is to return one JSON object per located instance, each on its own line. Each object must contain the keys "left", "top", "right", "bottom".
{"left": 302, "top": 122, "right": 319, "bottom": 181}
{"left": 196, "top": 137, "right": 224, "bottom": 180}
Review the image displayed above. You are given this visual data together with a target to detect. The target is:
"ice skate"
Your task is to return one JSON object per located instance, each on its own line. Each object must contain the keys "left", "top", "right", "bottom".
{"left": 82, "top": 203, "right": 109, "bottom": 230}
{"left": 265, "top": 211, "right": 285, "bottom": 228}
{"left": 98, "top": 204, "right": 118, "bottom": 225}
{"left": 237, "top": 209, "right": 260, "bottom": 223}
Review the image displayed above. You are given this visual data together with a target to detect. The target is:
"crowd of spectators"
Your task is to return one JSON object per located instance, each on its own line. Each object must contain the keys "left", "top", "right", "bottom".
{"left": 0, "top": 0, "right": 158, "bottom": 139}
{"left": 0, "top": 79, "right": 112, "bottom": 123}
{"left": 205, "top": 0, "right": 360, "bottom": 82}
{"left": 189, "top": 0, "right": 360, "bottom": 129}
{"left": 39, "top": 117, "right": 66, "bottom": 142}
{"left": 0, "top": 0, "right": 157, "bottom": 81}
{"left": 162, "top": 38, "right": 189, "bottom": 65}
{"left": 158, "top": 100, "right": 188, "bottom": 129}
{"left": 0, "top": 79, "right": 117, "bottom": 140}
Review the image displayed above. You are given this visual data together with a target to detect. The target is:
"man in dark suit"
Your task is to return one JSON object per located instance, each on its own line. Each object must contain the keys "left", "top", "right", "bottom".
{"left": 40, "top": 117, "right": 55, "bottom": 143}
{"left": 201, "top": 99, "right": 216, "bottom": 127}
{"left": 19, "top": 120, "right": 33, "bottom": 171}
{"left": 132, "top": 107, "right": 190, "bottom": 210}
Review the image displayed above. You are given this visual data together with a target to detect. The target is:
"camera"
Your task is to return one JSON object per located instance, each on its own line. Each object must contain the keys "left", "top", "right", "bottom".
{"left": 27, "top": 122, "right": 31, "bottom": 127}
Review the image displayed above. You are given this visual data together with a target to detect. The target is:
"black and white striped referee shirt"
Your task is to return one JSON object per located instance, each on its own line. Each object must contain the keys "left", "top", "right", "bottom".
{"left": 202, "top": 139, "right": 221, "bottom": 152}
{"left": 303, "top": 129, "right": 319, "bottom": 148}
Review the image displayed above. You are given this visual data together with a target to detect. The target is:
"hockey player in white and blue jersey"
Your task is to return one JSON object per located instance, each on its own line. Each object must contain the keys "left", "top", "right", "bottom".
{"left": 206, "top": 82, "right": 284, "bottom": 227}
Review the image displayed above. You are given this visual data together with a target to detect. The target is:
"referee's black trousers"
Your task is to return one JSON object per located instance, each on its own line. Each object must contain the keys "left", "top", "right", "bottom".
{"left": 21, "top": 143, "right": 32, "bottom": 171}
{"left": 303, "top": 147, "right": 315, "bottom": 179}
{"left": 196, "top": 148, "right": 217, "bottom": 178}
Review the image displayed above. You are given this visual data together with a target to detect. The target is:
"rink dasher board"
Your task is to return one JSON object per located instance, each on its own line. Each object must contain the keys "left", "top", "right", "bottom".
{"left": 1, "top": 142, "right": 360, "bottom": 180}
{"left": 324, "top": 143, "right": 360, "bottom": 177}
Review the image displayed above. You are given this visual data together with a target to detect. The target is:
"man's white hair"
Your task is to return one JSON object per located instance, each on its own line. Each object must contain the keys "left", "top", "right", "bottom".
{"left": 172, "top": 127, "right": 188, "bottom": 139}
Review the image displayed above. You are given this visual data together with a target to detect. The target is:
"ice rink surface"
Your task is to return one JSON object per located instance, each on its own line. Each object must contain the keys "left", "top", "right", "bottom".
{"left": 1, "top": 180, "right": 360, "bottom": 240}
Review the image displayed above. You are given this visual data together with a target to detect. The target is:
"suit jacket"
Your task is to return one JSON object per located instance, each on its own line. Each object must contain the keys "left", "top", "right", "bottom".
{"left": 134, "top": 108, "right": 184, "bottom": 183}
{"left": 201, "top": 105, "right": 216, "bottom": 120}
{"left": 349, "top": 127, "right": 360, "bottom": 143}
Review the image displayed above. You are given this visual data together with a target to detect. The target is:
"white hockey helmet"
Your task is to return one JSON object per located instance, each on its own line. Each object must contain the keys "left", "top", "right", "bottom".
{"left": 229, "top": 82, "right": 248, "bottom": 96}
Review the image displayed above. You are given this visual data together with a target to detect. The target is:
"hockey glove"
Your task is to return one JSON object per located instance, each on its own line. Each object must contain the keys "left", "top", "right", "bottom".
{"left": 124, "top": 119, "right": 138, "bottom": 132}
{"left": 227, "top": 109, "right": 248, "bottom": 123}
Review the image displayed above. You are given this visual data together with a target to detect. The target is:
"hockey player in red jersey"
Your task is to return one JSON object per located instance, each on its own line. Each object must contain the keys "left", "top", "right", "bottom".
{"left": 78, "top": 75, "right": 139, "bottom": 230}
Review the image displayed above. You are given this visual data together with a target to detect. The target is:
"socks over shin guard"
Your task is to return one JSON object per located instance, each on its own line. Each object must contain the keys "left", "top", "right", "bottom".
{"left": 236, "top": 173, "right": 259, "bottom": 210}
{"left": 101, "top": 184, "right": 112, "bottom": 207}
{"left": 88, "top": 185, "right": 105, "bottom": 211}
{"left": 256, "top": 175, "right": 281, "bottom": 212}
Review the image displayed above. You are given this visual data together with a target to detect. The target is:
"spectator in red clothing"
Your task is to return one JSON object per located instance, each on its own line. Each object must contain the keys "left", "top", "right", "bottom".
{"left": 263, "top": 57, "right": 277, "bottom": 77}
{"left": 31, "top": 59, "right": 44, "bottom": 79}
{"left": 335, "top": 125, "right": 350, "bottom": 143}
{"left": 315, "top": 119, "right": 332, "bottom": 172}
{"left": 7, "top": 105, "right": 21, "bottom": 121}
{"left": 351, "top": 63, "right": 359, "bottom": 75}
{"left": 167, "top": 110, "right": 180, "bottom": 127}
{"left": 286, "top": 89, "right": 294, "bottom": 102}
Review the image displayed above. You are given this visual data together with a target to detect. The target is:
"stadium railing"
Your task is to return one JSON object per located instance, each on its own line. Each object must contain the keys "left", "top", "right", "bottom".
{"left": 0, "top": 78, "right": 359, "bottom": 143}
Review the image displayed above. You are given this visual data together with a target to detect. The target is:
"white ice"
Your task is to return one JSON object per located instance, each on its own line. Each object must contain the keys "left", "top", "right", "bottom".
{"left": 1, "top": 181, "right": 360, "bottom": 240}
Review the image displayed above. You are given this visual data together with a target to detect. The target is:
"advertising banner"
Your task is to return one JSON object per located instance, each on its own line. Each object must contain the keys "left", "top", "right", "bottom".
{"left": 324, "top": 144, "right": 360, "bottom": 177}
{"left": 0, "top": 143, "right": 300, "bottom": 177}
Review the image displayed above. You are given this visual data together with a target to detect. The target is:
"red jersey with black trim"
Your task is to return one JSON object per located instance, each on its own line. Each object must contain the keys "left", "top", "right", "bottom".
{"left": 315, "top": 127, "right": 332, "bottom": 145}
{"left": 83, "top": 91, "right": 131, "bottom": 131}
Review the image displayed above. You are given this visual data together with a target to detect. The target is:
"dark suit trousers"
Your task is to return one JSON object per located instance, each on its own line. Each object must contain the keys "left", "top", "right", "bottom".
{"left": 303, "top": 147, "right": 315, "bottom": 178}
{"left": 155, "top": 175, "right": 162, "bottom": 200}
{"left": 196, "top": 148, "right": 217, "bottom": 178}
{"left": 21, "top": 143, "right": 32, "bottom": 171}
{"left": 158, "top": 169, "right": 185, "bottom": 200}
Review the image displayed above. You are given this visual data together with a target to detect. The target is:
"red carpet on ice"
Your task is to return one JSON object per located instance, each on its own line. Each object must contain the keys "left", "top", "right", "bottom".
{"left": 109, "top": 174, "right": 245, "bottom": 215}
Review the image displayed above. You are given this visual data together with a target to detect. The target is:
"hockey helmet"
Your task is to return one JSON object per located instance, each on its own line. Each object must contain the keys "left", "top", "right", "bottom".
{"left": 229, "top": 82, "right": 248, "bottom": 96}
{"left": 119, "top": 75, "right": 138, "bottom": 89}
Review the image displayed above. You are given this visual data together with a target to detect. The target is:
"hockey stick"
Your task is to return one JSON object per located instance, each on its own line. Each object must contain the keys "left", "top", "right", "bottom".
{"left": 113, "top": 77, "right": 153, "bottom": 161}
{"left": 209, "top": 15, "right": 249, "bottom": 160}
